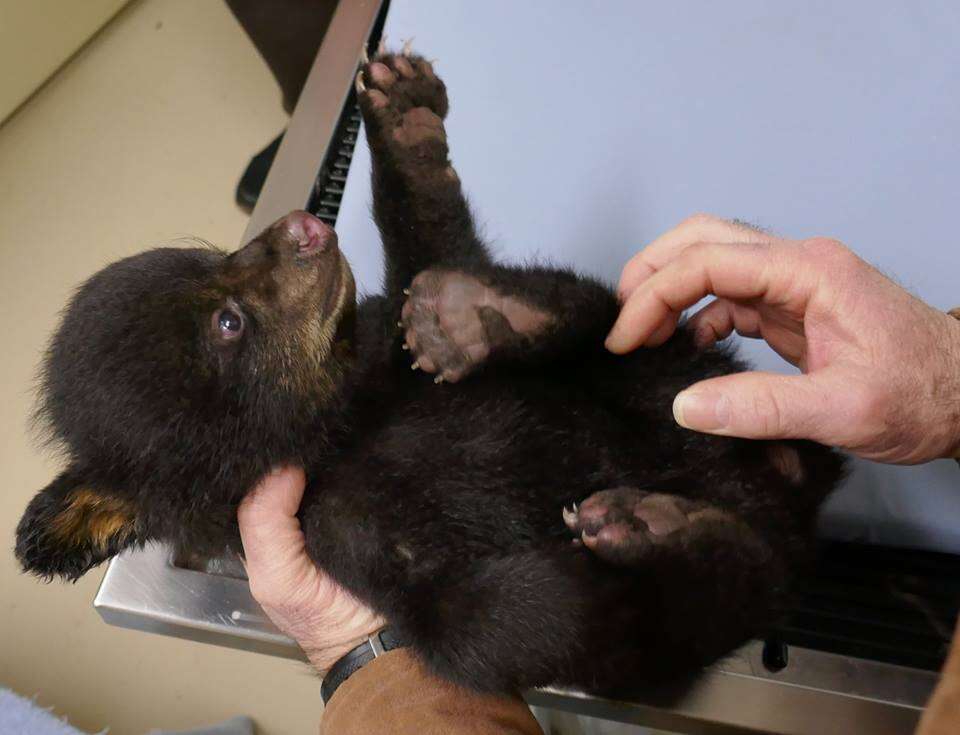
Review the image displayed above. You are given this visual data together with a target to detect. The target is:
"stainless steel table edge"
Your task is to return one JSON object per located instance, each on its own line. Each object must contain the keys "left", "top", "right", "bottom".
{"left": 95, "top": 542, "right": 306, "bottom": 661}
{"left": 97, "top": 541, "right": 935, "bottom": 735}
{"left": 529, "top": 650, "right": 933, "bottom": 735}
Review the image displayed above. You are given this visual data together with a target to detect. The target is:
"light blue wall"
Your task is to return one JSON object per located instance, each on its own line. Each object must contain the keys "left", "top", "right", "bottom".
{"left": 335, "top": 1, "right": 960, "bottom": 552}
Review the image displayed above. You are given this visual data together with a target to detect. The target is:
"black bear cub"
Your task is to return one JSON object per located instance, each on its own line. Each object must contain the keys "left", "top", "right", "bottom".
{"left": 16, "top": 47, "right": 844, "bottom": 694}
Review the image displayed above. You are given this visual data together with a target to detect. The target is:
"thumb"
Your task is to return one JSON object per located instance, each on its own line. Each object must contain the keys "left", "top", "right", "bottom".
{"left": 238, "top": 466, "right": 317, "bottom": 594}
{"left": 672, "top": 372, "right": 829, "bottom": 441}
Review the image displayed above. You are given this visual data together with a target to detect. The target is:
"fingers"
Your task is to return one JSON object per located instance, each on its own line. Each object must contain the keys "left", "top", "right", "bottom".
{"left": 687, "top": 298, "right": 808, "bottom": 366}
{"left": 617, "top": 215, "right": 772, "bottom": 300}
{"left": 672, "top": 372, "right": 831, "bottom": 440}
{"left": 238, "top": 466, "right": 317, "bottom": 596}
{"left": 687, "top": 298, "right": 763, "bottom": 347}
{"left": 606, "top": 240, "right": 786, "bottom": 352}
{"left": 237, "top": 467, "right": 386, "bottom": 673}
{"left": 239, "top": 465, "right": 306, "bottom": 522}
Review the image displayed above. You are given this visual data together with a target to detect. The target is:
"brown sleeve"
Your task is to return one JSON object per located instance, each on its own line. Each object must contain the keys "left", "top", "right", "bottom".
{"left": 319, "top": 649, "right": 544, "bottom": 735}
{"left": 917, "top": 617, "right": 960, "bottom": 734}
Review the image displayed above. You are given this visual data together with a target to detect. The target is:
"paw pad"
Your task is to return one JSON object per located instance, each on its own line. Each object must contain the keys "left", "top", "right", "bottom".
{"left": 399, "top": 270, "right": 493, "bottom": 383}
{"left": 562, "top": 488, "right": 718, "bottom": 566}
{"left": 356, "top": 47, "right": 449, "bottom": 130}
{"left": 399, "top": 270, "right": 554, "bottom": 383}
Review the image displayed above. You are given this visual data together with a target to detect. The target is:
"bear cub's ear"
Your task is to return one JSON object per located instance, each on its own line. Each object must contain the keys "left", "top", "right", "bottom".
{"left": 15, "top": 470, "right": 140, "bottom": 582}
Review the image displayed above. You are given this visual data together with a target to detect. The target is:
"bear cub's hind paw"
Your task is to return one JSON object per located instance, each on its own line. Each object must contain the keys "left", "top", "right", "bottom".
{"left": 564, "top": 487, "right": 736, "bottom": 566}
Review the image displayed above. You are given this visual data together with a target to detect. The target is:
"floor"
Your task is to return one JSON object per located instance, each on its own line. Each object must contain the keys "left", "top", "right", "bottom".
{"left": 0, "top": 1, "right": 323, "bottom": 733}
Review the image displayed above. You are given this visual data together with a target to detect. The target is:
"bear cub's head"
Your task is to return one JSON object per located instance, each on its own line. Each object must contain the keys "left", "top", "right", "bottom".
{"left": 16, "top": 210, "right": 355, "bottom": 581}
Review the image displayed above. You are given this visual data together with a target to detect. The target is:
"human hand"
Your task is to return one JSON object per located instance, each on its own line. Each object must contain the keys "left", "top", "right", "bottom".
{"left": 606, "top": 214, "right": 960, "bottom": 464}
{"left": 238, "top": 466, "right": 385, "bottom": 674}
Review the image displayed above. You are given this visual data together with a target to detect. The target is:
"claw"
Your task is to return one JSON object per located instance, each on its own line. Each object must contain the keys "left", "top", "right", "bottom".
{"left": 360, "top": 46, "right": 370, "bottom": 64}
{"left": 403, "top": 288, "right": 412, "bottom": 296}
{"left": 581, "top": 530, "right": 598, "bottom": 548}
{"left": 401, "top": 38, "right": 414, "bottom": 56}
{"left": 402, "top": 343, "right": 410, "bottom": 351}
{"left": 434, "top": 375, "right": 445, "bottom": 384}
{"left": 355, "top": 71, "right": 366, "bottom": 93}
{"left": 573, "top": 502, "right": 578, "bottom": 513}
{"left": 397, "top": 321, "right": 404, "bottom": 328}
{"left": 562, "top": 506, "right": 578, "bottom": 529}
{"left": 411, "top": 361, "right": 421, "bottom": 371}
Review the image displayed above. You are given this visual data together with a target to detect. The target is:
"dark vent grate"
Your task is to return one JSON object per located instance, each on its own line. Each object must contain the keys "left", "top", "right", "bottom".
{"left": 771, "top": 542, "right": 960, "bottom": 671}
{"left": 307, "top": 99, "right": 362, "bottom": 226}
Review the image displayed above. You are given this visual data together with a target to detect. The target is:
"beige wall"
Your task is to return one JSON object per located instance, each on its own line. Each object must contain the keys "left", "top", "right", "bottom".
{"left": 0, "top": 0, "right": 131, "bottom": 123}
{"left": 0, "top": 1, "right": 325, "bottom": 733}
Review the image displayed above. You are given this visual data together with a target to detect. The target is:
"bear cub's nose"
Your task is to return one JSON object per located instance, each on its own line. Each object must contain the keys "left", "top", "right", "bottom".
{"left": 282, "top": 210, "right": 338, "bottom": 256}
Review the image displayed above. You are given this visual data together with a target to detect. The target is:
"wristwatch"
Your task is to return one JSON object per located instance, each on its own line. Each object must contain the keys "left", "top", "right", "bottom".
{"left": 320, "top": 627, "right": 405, "bottom": 704}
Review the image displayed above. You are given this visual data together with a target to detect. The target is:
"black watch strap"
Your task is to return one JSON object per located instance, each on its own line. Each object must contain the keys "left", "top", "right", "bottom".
{"left": 320, "top": 627, "right": 405, "bottom": 704}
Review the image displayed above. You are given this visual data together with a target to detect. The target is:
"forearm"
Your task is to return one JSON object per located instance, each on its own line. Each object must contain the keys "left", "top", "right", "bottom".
{"left": 320, "top": 649, "right": 543, "bottom": 735}
{"left": 947, "top": 309, "right": 960, "bottom": 462}
{"left": 918, "top": 320, "right": 960, "bottom": 733}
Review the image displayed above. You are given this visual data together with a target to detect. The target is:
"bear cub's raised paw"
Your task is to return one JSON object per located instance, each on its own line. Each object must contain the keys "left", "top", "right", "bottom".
{"left": 357, "top": 45, "right": 449, "bottom": 162}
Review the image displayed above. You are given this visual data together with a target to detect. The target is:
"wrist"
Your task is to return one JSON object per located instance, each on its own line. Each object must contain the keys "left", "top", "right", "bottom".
{"left": 280, "top": 589, "right": 386, "bottom": 675}
{"left": 298, "top": 613, "right": 386, "bottom": 676}
{"left": 303, "top": 632, "right": 371, "bottom": 676}
{"left": 319, "top": 627, "right": 406, "bottom": 704}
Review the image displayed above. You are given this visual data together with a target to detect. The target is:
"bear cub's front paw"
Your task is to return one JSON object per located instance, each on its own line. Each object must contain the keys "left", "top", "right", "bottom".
{"left": 400, "top": 270, "right": 554, "bottom": 383}
{"left": 356, "top": 43, "right": 449, "bottom": 160}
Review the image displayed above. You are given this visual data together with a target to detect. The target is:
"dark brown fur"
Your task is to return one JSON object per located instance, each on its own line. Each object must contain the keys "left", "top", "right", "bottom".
{"left": 16, "top": 49, "right": 845, "bottom": 695}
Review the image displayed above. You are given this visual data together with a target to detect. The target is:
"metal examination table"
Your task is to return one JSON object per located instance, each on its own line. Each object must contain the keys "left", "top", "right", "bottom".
{"left": 96, "top": 2, "right": 960, "bottom": 733}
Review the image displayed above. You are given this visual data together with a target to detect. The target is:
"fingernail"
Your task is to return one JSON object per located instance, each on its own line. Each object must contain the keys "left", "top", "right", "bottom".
{"left": 673, "top": 391, "right": 730, "bottom": 431}
{"left": 604, "top": 327, "right": 623, "bottom": 352}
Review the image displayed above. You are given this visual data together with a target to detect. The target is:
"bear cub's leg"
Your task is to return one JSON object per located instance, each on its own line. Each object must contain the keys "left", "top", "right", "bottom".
{"left": 357, "top": 46, "right": 494, "bottom": 301}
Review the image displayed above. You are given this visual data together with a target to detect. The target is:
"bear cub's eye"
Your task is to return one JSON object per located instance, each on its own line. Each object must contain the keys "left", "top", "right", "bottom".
{"left": 212, "top": 307, "right": 245, "bottom": 342}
